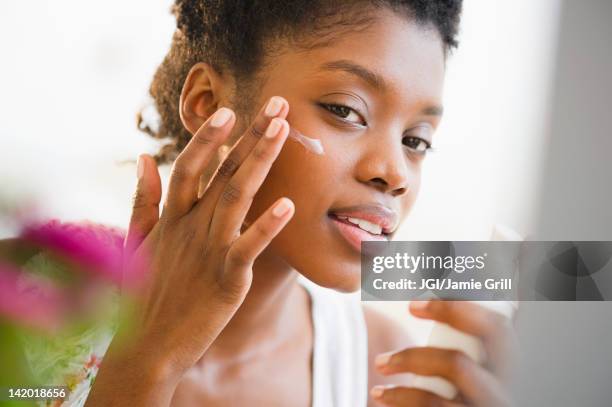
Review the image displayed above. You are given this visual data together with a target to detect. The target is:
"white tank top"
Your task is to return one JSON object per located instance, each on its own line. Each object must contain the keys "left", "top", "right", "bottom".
{"left": 298, "top": 276, "right": 369, "bottom": 407}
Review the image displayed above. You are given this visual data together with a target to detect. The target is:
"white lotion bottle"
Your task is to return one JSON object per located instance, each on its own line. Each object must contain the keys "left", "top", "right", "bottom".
{"left": 409, "top": 225, "right": 520, "bottom": 400}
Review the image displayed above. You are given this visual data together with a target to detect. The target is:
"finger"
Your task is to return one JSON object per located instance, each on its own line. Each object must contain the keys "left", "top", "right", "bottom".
{"left": 370, "top": 385, "right": 465, "bottom": 407}
{"left": 163, "top": 107, "right": 235, "bottom": 220}
{"left": 126, "top": 154, "right": 162, "bottom": 253}
{"left": 194, "top": 96, "right": 288, "bottom": 225}
{"left": 209, "top": 117, "right": 289, "bottom": 245}
{"left": 374, "top": 347, "right": 511, "bottom": 406}
{"left": 408, "top": 300, "right": 516, "bottom": 376}
{"left": 223, "top": 197, "right": 294, "bottom": 274}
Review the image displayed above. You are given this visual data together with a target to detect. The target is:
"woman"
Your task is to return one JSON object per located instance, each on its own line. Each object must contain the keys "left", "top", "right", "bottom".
{"left": 13, "top": 0, "right": 516, "bottom": 406}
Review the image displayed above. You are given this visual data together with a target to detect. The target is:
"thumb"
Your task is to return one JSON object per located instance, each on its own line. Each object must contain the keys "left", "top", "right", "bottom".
{"left": 125, "top": 154, "right": 162, "bottom": 253}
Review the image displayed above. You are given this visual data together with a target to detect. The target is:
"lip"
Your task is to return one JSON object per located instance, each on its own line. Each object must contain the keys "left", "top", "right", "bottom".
{"left": 328, "top": 204, "right": 399, "bottom": 234}
{"left": 327, "top": 204, "right": 399, "bottom": 254}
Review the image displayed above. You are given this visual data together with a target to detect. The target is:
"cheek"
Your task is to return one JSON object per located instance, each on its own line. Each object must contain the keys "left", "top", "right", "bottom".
{"left": 400, "top": 165, "right": 422, "bottom": 214}
{"left": 246, "top": 138, "right": 336, "bottom": 226}
{"left": 409, "top": 171, "right": 422, "bottom": 201}
{"left": 246, "top": 139, "right": 363, "bottom": 289}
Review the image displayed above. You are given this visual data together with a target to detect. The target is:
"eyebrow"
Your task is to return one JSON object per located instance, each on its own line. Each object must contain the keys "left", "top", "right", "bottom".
{"left": 319, "top": 59, "right": 388, "bottom": 92}
{"left": 318, "top": 59, "right": 444, "bottom": 117}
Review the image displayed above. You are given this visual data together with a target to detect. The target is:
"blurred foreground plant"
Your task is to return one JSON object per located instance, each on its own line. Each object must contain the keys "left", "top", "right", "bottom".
{"left": 0, "top": 207, "right": 146, "bottom": 406}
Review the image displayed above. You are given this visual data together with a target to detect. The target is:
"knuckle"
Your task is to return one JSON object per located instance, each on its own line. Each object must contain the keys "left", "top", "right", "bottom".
{"left": 218, "top": 157, "right": 240, "bottom": 178}
{"left": 131, "top": 188, "right": 148, "bottom": 209}
{"left": 170, "top": 163, "right": 195, "bottom": 184}
{"left": 217, "top": 274, "right": 250, "bottom": 304}
{"left": 251, "top": 145, "right": 270, "bottom": 162}
{"left": 192, "top": 130, "right": 215, "bottom": 146}
{"left": 227, "top": 245, "right": 252, "bottom": 269}
{"left": 221, "top": 183, "right": 241, "bottom": 205}
{"left": 128, "top": 214, "right": 148, "bottom": 236}
{"left": 211, "top": 242, "right": 230, "bottom": 259}
{"left": 160, "top": 202, "right": 177, "bottom": 222}
{"left": 181, "top": 227, "right": 197, "bottom": 244}
{"left": 248, "top": 123, "right": 265, "bottom": 139}
{"left": 253, "top": 220, "right": 273, "bottom": 239}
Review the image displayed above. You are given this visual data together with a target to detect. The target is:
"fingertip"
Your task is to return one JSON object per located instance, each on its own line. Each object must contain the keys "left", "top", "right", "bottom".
{"left": 273, "top": 118, "right": 290, "bottom": 140}
{"left": 278, "top": 96, "right": 290, "bottom": 118}
{"left": 279, "top": 117, "right": 290, "bottom": 131}
{"left": 375, "top": 352, "right": 393, "bottom": 369}
{"left": 210, "top": 107, "right": 235, "bottom": 128}
{"left": 137, "top": 154, "right": 160, "bottom": 179}
{"left": 137, "top": 154, "right": 146, "bottom": 180}
{"left": 138, "top": 153, "right": 155, "bottom": 166}
{"left": 265, "top": 96, "right": 290, "bottom": 119}
{"left": 137, "top": 154, "right": 162, "bottom": 202}
{"left": 370, "top": 385, "right": 385, "bottom": 400}
{"left": 409, "top": 300, "right": 430, "bottom": 315}
{"left": 272, "top": 197, "right": 294, "bottom": 219}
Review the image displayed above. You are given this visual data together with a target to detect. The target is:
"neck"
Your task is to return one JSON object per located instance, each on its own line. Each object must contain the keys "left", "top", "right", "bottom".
{"left": 202, "top": 249, "right": 308, "bottom": 361}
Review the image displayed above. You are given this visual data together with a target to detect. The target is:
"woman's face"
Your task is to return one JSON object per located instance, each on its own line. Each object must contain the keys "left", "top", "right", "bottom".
{"left": 238, "top": 9, "right": 445, "bottom": 292}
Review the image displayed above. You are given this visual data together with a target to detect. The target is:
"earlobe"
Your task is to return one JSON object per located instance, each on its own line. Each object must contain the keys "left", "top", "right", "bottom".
{"left": 179, "top": 62, "right": 228, "bottom": 135}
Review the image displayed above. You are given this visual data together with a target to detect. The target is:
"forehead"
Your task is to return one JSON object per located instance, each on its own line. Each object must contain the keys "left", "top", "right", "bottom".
{"left": 260, "top": 9, "right": 446, "bottom": 107}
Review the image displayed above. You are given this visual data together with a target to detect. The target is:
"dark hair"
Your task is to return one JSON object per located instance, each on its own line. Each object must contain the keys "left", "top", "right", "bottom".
{"left": 138, "top": 0, "right": 463, "bottom": 165}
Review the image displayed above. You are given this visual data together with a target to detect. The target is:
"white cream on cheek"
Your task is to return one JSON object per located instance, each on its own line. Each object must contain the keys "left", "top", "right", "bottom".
{"left": 288, "top": 126, "right": 325, "bottom": 155}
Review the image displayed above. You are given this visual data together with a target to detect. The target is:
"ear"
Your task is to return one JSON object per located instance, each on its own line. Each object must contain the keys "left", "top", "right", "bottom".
{"left": 179, "top": 62, "right": 230, "bottom": 135}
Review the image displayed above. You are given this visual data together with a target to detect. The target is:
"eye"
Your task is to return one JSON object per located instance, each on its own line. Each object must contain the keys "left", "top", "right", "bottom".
{"left": 320, "top": 103, "right": 366, "bottom": 126}
{"left": 402, "top": 136, "right": 432, "bottom": 154}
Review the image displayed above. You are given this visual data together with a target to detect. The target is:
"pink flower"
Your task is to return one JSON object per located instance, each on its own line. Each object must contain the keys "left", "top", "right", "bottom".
{"left": 0, "top": 219, "right": 151, "bottom": 330}
{"left": 19, "top": 219, "right": 126, "bottom": 285}
{"left": 0, "top": 262, "right": 65, "bottom": 331}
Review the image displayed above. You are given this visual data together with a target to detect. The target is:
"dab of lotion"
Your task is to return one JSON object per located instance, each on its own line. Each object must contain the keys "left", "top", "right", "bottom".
{"left": 288, "top": 126, "right": 325, "bottom": 155}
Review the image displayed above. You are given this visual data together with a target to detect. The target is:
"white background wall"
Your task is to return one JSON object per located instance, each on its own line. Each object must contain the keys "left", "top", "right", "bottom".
{"left": 0, "top": 1, "right": 562, "bottom": 339}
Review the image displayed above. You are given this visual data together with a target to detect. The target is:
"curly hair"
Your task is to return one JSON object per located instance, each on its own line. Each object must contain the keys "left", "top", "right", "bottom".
{"left": 138, "top": 0, "right": 463, "bottom": 165}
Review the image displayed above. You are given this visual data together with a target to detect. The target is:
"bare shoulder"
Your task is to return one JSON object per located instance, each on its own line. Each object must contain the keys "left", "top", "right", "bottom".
{"left": 363, "top": 304, "right": 416, "bottom": 396}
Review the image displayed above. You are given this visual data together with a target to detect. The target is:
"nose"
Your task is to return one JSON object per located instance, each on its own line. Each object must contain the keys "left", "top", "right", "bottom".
{"left": 355, "top": 134, "right": 411, "bottom": 197}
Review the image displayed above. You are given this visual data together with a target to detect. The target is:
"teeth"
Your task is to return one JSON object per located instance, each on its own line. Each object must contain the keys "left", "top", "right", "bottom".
{"left": 336, "top": 216, "right": 383, "bottom": 235}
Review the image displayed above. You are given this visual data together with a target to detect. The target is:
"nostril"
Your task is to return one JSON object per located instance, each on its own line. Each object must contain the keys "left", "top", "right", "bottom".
{"left": 393, "top": 187, "right": 407, "bottom": 196}
{"left": 369, "top": 177, "right": 407, "bottom": 196}
{"left": 369, "top": 178, "right": 388, "bottom": 191}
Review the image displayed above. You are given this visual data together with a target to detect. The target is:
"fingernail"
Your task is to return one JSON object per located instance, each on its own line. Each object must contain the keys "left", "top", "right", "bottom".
{"left": 370, "top": 386, "right": 385, "bottom": 399}
{"left": 272, "top": 198, "right": 292, "bottom": 218}
{"left": 265, "top": 118, "right": 282, "bottom": 139}
{"left": 375, "top": 352, "right": 392, "bottom": 368}
{"left": 137, "top": 155, "right": 145, "bottom": 180}
{"left": 264, "top": 97, "right": 283, "bottom": 117}
{"left": 210, "top": 107, "right": 233, "bottom": 128}
{"left": 410, "top": 300, "right": 430, "bottom": 311}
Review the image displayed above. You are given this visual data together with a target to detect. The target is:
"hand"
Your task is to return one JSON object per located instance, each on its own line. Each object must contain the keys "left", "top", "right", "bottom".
{"left": 87, "top": 97, "right": 294, "bottom": 406}
{"left": 371, "top": 300, "right": 517, "bottom": 407}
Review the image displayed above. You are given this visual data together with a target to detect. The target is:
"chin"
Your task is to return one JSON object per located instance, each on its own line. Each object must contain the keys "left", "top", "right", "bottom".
{"left": 299, "top": 257, "right": 362, "bottom": 293}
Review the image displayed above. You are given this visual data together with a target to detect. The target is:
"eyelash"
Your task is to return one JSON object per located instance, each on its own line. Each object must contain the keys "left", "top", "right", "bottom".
{"left": 319, "top": 103, "right": 433, "bottom": 155}
{"left": 320, "top": 103, "right": 365, "bottom": 126}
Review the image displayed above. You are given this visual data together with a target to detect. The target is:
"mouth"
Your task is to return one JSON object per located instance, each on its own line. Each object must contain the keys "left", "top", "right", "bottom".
{"left": 327, "top": 205, "right": 398, "bottom": 253}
